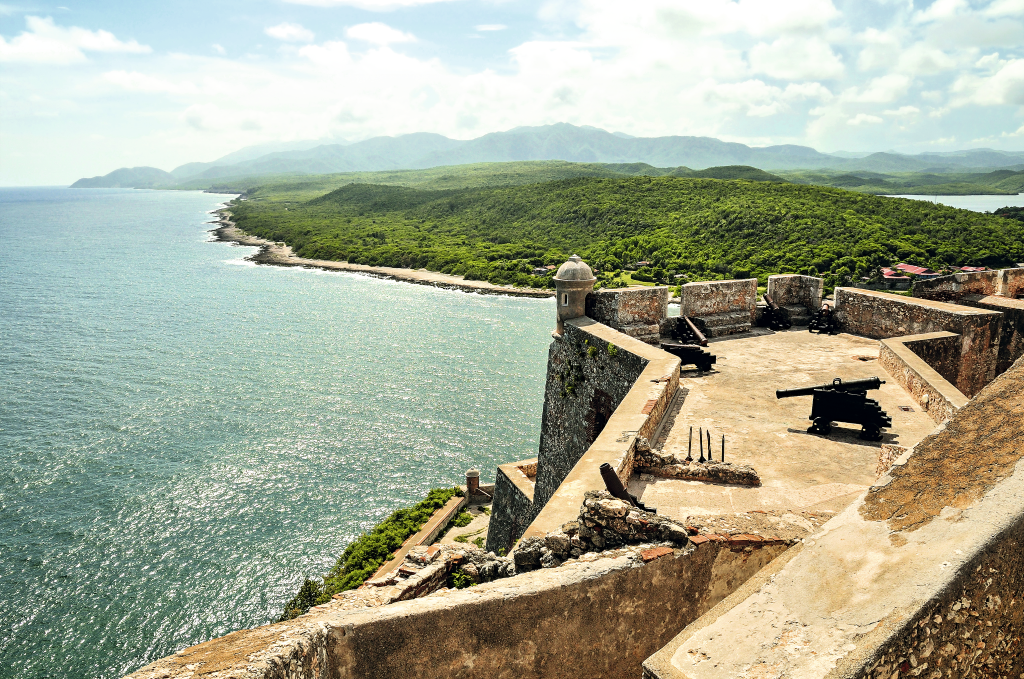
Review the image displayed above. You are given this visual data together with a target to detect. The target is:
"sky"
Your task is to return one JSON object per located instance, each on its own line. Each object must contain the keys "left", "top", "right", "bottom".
{"left": 1, "top": 0, "right": 1023, "bottom": 185}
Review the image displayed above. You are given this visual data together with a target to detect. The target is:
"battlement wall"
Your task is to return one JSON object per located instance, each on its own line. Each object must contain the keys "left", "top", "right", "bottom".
{"left": 585, "top": 286, "right": 669, "bottom": 345}
{"left": 913, "top": 267, "right": 1024, "bottom": 302}
{"left": 643, "top": 354, "right": 1024, "bottom": 679}
{"left": 834, "top": 287, "right": 1002, "bottom": 397}
{"left": 878, "top": 332, "right": 968, "bottom": 423}
{"left": 679, "top": 279, "right": 757, "bottom": 337}
{"left": 766, "top": 274, "right": 823, "bottom": 313}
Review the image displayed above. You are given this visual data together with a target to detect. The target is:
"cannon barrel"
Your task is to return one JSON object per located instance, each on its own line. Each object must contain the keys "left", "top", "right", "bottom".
{"left": 776, "top": 376, "right": 885, "bottom": 399}
{"left": 763, "top": 293, "right": 781, "bottom": 311}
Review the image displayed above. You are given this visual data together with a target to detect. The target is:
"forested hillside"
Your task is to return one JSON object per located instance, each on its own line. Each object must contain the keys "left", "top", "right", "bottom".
{"left": 229, "top": 175, "right": 1024, "bottom": 292}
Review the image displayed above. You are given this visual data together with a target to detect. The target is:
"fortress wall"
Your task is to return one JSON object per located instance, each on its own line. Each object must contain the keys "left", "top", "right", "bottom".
{"left": 834, "top": 287, "right": 1002, "bottom": 397}
{"left": 124, "top": 538, "right": 789, "bottom": 679}
{"left": 642, "top": 354, "right": 1024, "bottom": 679}
{"left": 766, "top": 274, "right": 823, "bottom": 312}
{"left": 878, "top": 333, "right": 968, "bottom": 424}
{"left": 524, "top": 317, "right": 680, "bottom": 541}
{"left": 961, "top": 293, "right": 1024, "bottom": 376}
{"left": 585, "top": 286, "right": 669, "bottom": 344}
{"left": 913, "top": 267, "right": 1024, "bottom": 301}
{"left": 487, "top": 459, "right": 537, "bottom": 555}
{"left": 679, "top": 279, "right": 757, "bottom": 337}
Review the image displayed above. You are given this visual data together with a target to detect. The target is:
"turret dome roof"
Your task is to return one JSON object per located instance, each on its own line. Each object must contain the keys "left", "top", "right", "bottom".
{"left": 554, "top": 255, "right": 595, "bottom": 282}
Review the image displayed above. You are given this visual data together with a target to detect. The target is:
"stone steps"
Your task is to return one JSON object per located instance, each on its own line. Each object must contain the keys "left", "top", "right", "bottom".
{"left": 782, "top": 305, "right": 813, "bottom": 326}
{"left": 692, "top": 311, "right": 752, "bottom": 337}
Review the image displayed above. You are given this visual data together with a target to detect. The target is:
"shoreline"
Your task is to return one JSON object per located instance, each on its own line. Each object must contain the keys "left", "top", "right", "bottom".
{"left": 209, "top": 211, "right": 554, "bottom": 299}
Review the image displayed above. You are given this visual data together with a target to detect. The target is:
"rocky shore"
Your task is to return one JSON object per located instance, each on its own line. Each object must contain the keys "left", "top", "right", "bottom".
{"left": 210, "top": 210, "right": 554, "bottom": 299}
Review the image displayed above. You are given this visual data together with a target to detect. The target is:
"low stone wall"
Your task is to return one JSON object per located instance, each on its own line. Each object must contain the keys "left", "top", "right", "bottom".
{"left": 520, "top": 318, "right": 680, "bottom": 542}
{"left": 834, "top": 287, "right": 1002, "bottom": 397}
{"left": 125, "top": 537, "right": 789, "bottom": 679}
{"left": 642, "top": 354, "right": 1024, "bottom": 679}
{"left": 961, "top": 293, "right": 1024, "bottom": 376}
{"left": 679, "top": 279, "right": 757, "bottom": 337}
{"left": 585, "top": 286, "right": 669, "bottom": 344}
{"left": 913, "top": 267, "right": 1024, "bottom": 301}
{"left": 766, "top": 274, "right": 823, "bottom": 313}
{"left": 878, "top": 333, "right": 968, "bottom": 424}
{"left": 487, "top": 458, "right": 539, "bottom": 554}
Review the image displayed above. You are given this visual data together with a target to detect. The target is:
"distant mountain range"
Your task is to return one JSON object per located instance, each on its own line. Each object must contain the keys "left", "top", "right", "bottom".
{"left": 71, "top": 123, "right": 1024, "bottom": 188}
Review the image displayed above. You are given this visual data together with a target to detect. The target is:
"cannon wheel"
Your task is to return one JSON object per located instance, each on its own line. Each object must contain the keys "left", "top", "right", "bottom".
{"left": 860, "top": 427, "right": 883, "bottom": 442}
{"left": 808, "top": 418, "right": 832, "bottom": 435}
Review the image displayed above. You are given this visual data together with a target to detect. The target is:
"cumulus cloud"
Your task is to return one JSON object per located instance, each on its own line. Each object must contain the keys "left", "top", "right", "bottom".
{"left": 749, "top": 37, "right": 844, "bottom": 80}
{"left": 951, "top": 58, "right": 1024, "bottom": 106}
{"left": 848, "top": 113, "right": 883, "bottom": 125}
{"left": 265, "top": 23, "right": 315, "bottom": 43}
{"left": 345, "top": 22, "right": 415, "bottom": 45}
{"left": 0, "top": 15, "right": 150, "bottom": 64}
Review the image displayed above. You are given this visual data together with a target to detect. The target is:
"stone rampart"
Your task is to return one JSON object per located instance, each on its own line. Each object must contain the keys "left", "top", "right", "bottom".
{"left": 878, "top": 333, "right": 968, "bottom": 424}
{"left": 642, "top": 354, "right": 1024, "bottom": 679}
{"left": 913, "top": 267, "right": 1024, "bottom": 301}
{"left": 766, "top": 274, "right": 823, "bottom": 314}
{"left": 834, "top": 287, "right": 1002, "bottom": 397}
{"left": 679, "top": 279, "right": 757, "bottom": 337}
{"left": 520, "top": 317, "right": 680, "bottom": 543}
{"left": 487, "top": 459, "right": 537, "bottom": 554}
{"left": 124, "top": 537, "right": 789, "bottom": 679}
{"left": 585, "top": 286, "right": 669, "bottom": 344}
{"left": 961, "top": 293, "right": 1024, "bottom": 376}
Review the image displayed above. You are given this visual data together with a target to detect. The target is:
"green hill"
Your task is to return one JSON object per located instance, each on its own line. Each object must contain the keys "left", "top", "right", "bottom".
{"left": 228, "top": 175, "right": 1024, "bottom": 292}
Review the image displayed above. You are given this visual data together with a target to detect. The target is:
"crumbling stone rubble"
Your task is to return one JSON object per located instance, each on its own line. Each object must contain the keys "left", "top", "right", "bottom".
{"left": 633, "top": 436, "right": 761, "bottom": 486}
{"left": 513, "top": 490, "right": 691, "bottom": 572}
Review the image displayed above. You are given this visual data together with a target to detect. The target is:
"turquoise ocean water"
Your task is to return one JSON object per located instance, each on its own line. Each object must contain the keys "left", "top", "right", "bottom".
{"left": 0, "top": 188, "right": 552, "bottom": 678}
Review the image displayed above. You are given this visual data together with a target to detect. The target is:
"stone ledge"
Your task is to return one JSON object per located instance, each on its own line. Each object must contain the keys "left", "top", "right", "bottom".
{"left": 878, "top": 332, "right": 968, "bottom": 424}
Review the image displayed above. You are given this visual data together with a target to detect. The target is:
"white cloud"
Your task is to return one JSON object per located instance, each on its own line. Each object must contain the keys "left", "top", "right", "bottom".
{"left": 848, "top": 113, "right": 883, "bottom": 125}
{"left": 212, "top": 43, "right": 226, "bottom": 55}
{"left": 913, "top": 0, "right": 967, "bottom": 23}
{"left": 475, "top": 24, "right": 507, "bottom": 32}
{"left": 0, "top": 15, "right": 150, "bottom": 64}
{"left": 749, "top": 36, "right": 844, "bottom": 80}
{"left": 283, "top": 0, "right": 459, "bottom": 9}
{"left": 345, "top": 22, "right": 416, "bottom": 45}
{"left": 103, "top": 70, "right": 199, "bottom": 95}
{"left": 951, "top": 58, "right": 1024, "bottom": 106}
{"left": 982, "top": 0, "right": 1024, "bottom": 17}
{"left": 846, "top": 74, "right": 913, "bottom": 103}
{"left": 884, "top": 105, "right": 920, "bottom": 116}
{"left": 265, "top": 23, "right": 315, "bottom": 43}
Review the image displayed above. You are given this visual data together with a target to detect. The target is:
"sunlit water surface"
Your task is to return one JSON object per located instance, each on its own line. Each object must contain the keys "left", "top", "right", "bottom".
{"left": 885, "top": 192, "right": 1024, "bottom": 211}
{"left": 0, "top": 188, "right": 551, "bottom": 678}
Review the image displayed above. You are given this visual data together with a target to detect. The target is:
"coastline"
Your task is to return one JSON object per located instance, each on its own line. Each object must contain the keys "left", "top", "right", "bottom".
{"left": 209, "top": 210, "right": 554, "bottom": 299}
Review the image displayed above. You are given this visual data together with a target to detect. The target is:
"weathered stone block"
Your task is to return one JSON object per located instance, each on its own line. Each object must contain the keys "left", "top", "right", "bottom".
{"left": 586, "top": 287, "right": 668, "bottom": 342}
{"left": 679, "top": 279, "right": 757, "bottom": 319}
{"left": 766, "top": 274, "right": 823, "bottom": 313}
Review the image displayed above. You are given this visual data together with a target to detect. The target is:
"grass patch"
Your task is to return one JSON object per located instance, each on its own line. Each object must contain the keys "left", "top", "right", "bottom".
{"left": 278, "top": 486, "right": 462, "bottom": 621}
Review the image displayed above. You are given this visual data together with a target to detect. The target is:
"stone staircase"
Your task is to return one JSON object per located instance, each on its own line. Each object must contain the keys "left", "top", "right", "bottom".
{"left": 691, "top": 310, "right": 751, "bottom": 337}
{"left": 782, "top": 304, "right": 813, "bottom": 326}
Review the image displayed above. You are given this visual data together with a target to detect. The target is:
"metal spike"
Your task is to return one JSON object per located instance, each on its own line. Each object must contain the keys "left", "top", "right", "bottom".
{"left": 707, "top": 430, "right": 712, "bottom": 462}
{"left": 721, "top": 434, "right": 725, "bottom": 463}
{"left": 687, "top": 426, "right": 693, "bottom": 462}
{"left": 698, "top": 427, "right": 705, "bottom": 463}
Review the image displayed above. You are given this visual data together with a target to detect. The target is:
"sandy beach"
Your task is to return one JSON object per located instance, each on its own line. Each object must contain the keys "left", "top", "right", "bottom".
{"left": 210, "top": 211, "right": 554, "bottom": 299}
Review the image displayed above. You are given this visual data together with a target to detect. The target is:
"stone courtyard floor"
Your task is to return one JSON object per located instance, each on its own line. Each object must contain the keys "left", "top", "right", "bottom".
{"left": 629, "top": 328, "right": 939, "bottom": 526}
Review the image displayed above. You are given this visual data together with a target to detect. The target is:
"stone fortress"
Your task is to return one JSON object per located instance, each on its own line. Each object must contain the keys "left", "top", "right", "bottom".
{"left": 126, "top": 258, "right": 1024, "bottom": 679}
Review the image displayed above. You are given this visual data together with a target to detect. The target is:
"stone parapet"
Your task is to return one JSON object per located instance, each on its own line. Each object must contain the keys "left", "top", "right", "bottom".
{"left": 585, "top": 286, "right": 669, "bottom": 342}
{"left": 878, "top": 332, "right": 968, "bottom": 424}
{"left": 124, "top": 534, "right": 789, "bottom": 679}
{"left": 642, "top": 354, "right": 1024, "bottom": 679}
{"left": 834, "top": 287, "right": 1002, "bottom": 397}
{"left": 912, "top": 266, "right": 1024, "bottom": 302}
{"left": 766, "top": 274, "right": 823, "bottom": 314}
{"left": 961, "top": 293, "right": 1024, "bottom": 376}
{"left": 680, "top": 279, "right": 757, "bottom": 337}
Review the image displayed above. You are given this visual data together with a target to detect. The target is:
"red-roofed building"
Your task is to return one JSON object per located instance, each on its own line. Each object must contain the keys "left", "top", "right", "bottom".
{"left": 895, "top": 263, "right": 943, "bottom": 280}
{"left": 953, "top": 266, "right": 987, "bottom": 272}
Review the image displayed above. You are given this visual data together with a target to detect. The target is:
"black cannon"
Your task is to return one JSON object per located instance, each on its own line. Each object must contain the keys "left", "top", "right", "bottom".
{"left": 761, "top": 293, "right": 792, "bottom": 331}
{"left": 600, "top": 463, "right": 655, "bottom": 513}
{"left": 660, "top": 315, "right": 716, "bottom": 372}
{"left": 808, "top": 303, "right": 839, "bottom": 335}
{"left": 776, "top": 376, "right": 892, "bottom": 441}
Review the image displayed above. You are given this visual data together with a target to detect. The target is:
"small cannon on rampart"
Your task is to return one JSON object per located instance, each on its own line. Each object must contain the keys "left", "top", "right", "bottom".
{"left": 600, "top": 462, "right": 655, "bottom": 513}
{"left": 659, "top": 316, "right": 716, "bottom": 372}
{"left": 776, "top": 376, "right": 892, "bottom": 441}
{"left": 807, "top": 302, "right": 839, "bottom": 335}
{"left": 761, "top": 293, "right": 792, "bottom": 331}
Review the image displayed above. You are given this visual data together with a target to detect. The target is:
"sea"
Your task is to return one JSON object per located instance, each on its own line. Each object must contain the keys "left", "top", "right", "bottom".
{"left": 0, "top": 188, "right": 552, "bottom": 678}
{"left": 885, "top": 192, "right": 1024, "bottom": 211}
